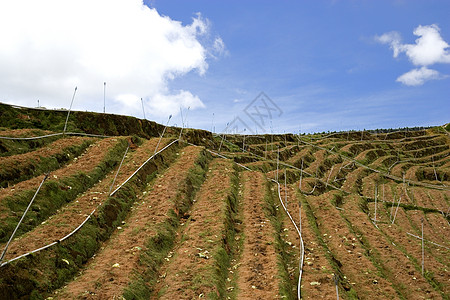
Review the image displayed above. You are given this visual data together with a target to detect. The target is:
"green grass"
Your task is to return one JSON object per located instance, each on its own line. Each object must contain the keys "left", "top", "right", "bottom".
{"left": 0, "top": 133, "right": 62, "bottom": 158}
{"left": 0, "top": 137, "right": 95, "bottom": 188}
{"left": 263, "top": 180, "right": 297, "bottom": 299}
{"left": 0, "top": 138, "right": 128, "bottom": 242}
{"left": 208, "top": 165, "right": 240, "bottom": 300}
{"left": 122, "top": 149, "right": 211, "bottom": 299}
{"left": 0, "top": 140, "right": 181, "bottom": 299}
{"left": 297, "top": 191, "right": 359, "bottom": 299}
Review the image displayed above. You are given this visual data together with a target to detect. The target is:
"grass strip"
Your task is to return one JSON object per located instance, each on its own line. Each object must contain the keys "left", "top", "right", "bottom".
{"left": 0, "top": 140, "right": 181, "bottom": 299}
{"left": 122, "top": 149, "right": 211, "bottom": 299}
{"left": 0, "top": 137, "right": 95, "bottom": 187}
{"left": 0, "top": 138, "right": 128, "bottom": 242}
{"left": 264, "top": 180, "right": 298, "bottom": 299}
{"left": 298, "top": 192, "right": 359, "bottom": 299}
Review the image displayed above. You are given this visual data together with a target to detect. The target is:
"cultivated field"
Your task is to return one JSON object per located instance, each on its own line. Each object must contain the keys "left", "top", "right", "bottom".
{"left": 0, "top": 103, "right": 448, "bottom": 299}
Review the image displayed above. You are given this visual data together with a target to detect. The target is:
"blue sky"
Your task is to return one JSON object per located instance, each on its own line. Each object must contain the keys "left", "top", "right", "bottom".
{"left": 0, "top": 0, "right": 449, "bottom": 134}
{"left": 152, "top": 0, "right": 450, "bottom": 133}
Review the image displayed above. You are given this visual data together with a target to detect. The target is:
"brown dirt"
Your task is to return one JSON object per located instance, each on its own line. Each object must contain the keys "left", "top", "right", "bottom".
{"left": 310, "top": 192, "right": 397, "bottom": 299}
{"left": 287, "top": 147, "right": 311, "bottom": 164}
{"left": 304, "top": 149, "right": 326, "bottom": 175}
{"left": 235, "top": 171, "right": 280, "bottom": 299}
{"left": 370, "top": 155, "right": 395, "bottom": 169}
{"left": 0, "top": 136, "right": 94, "bottom": 179}
{"left": 0, "top": 138, "right": 169, "bottom": 261}
{"left": 0, "top": 137, "right": 123, "bottom": 208}
{"left": 342, "top": 195, "right": 442, "bottom": 299}
{"left": 285, "top": 186, "right": 337, "bottom": 299}
{"left": 341, "top": 167, "right": 367, "bottom": 193}
{"left": 424, "top": 189, "right": 450, "bottom": 212}
{"left": 390, "top": 162, "right": 410, "bottom": 178}
{"left": 54, "top": 145, "right": 202, "bottom": 299}
{"left": 0, "top": 128, "right": 54, "bottom": 137}
{"left": 360, "top": 172, "right": 380, "bottom": 199}
{"left": 152, "top": 158, "right": 233, "bottom": 299}
{"left": 398, "top": 210, "right": 449, "bottom": 295}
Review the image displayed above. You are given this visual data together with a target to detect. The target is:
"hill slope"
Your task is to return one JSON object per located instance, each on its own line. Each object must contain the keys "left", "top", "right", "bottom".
{"left": 0, "top": 103, "right": 448, "bottom": 299}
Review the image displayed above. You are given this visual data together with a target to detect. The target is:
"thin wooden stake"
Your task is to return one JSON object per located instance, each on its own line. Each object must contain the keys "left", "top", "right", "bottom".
{"left": 390, "top": 195, "right": 396, "bottom": 222}
{"left": 276, "top": 147, "right": 280, "bottom": 182}
{"left": 218, "top": 122, "right": 229, "bottom": 152}
{"left": 284, "top": 169, "right": 287, "bottom": 206}
{"left": 421, "top": 218, "right": 425, "bottom": 275}
{"left": 265, "top": 140, "right": 268, "bottom": 159}
{"left": 154, "top": 115, "right": 172, "bottom": 154}
{"left": 141, "top": 97, "right": 146, "bottom": 120}
{"left": 242, "top": 129, "right": 246, "bottom": 152}
{"left": 178, "top": 106, "right": 190, "bottom": 140}
{"left": 334, "top": 274, "right": 339, "bottom": 300}
{"left": 108, "top": 143, "right": 130, "bottom": 195}
{"left": 392, "top": 196, "right": 402, "bottom": 224}
{"left": 103, "top": 82, "right": 106, "bottom": 113}
{"left": 63, "top": 86, "right": 77, "bottom": 135}
{"left": 325, "top": 166, "right": 334, "bottom": 189}
{"left": 299, "top": 158, "right": 303, "bottom": 190}
{"left": 374, "top": 184, "right": 378, "bottom": 222}
{"left": 0, "top": 174, "right": 49, "bottom": 262}
{"left": 432, "top": 155, "right": 439, "bottom": 182}
{"left": 299, "top": 201, "right": 302, "bottom": 234}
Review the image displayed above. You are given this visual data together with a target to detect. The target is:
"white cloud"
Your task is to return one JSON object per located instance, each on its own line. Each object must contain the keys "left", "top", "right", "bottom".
{"left": 376, "top": 24, "right": 450, "bottom": 86}
{"left": 0, "top": 0, "right": 223, "bottom": 118}
{"left": 396, "top": 67, "right": 441, "bottom": 86}
{"left": 376, "top": 31, "right": 403, "bottom": 58}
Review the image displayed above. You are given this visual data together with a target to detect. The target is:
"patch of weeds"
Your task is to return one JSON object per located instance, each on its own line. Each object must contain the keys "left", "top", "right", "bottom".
{"left": 331, "top": 192, "right": 344, "bottom": 208}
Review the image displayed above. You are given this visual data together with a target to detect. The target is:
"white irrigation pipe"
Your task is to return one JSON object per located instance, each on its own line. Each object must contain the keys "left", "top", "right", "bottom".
{"left": 63, "top": 87, "right": 78, "bottom": 135}
{"left": 273, "top": 180, "right": 304, "bottom": 299}
{"left": 406, "top": 232, "right": 450, "bottom": 250}
{"left": 189, "top": 144, "right": 251, "bottom": 171}
{"left": 0, "top": 207, "right": 97, "bottom": 268}
{"left": 0, "top": 133, "right": 63, "bottom": 140}
{"left": 0, "top": 139, "right": 179, "bottom": 267}
{"left": 0, "top": 131, "right": 111, "bottom": 141}
{"left": 297, "top": 136, "right": 449, "bottom": 191}
{"left": 0, "top": 174, "right": 48, "bottom": 262}
{"left": 224, "top": 138, "right": 346, "bottom": 193}
{"left": 110, "top": 139, "right": 178, "bottom": 196}
{"left": 187, "top": 140, "right": 305, "bottom": 298}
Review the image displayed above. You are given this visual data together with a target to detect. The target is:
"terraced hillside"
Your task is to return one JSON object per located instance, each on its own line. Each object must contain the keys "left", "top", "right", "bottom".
{"left": 0, "top": 104, "right": 448, "bottom": 299}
